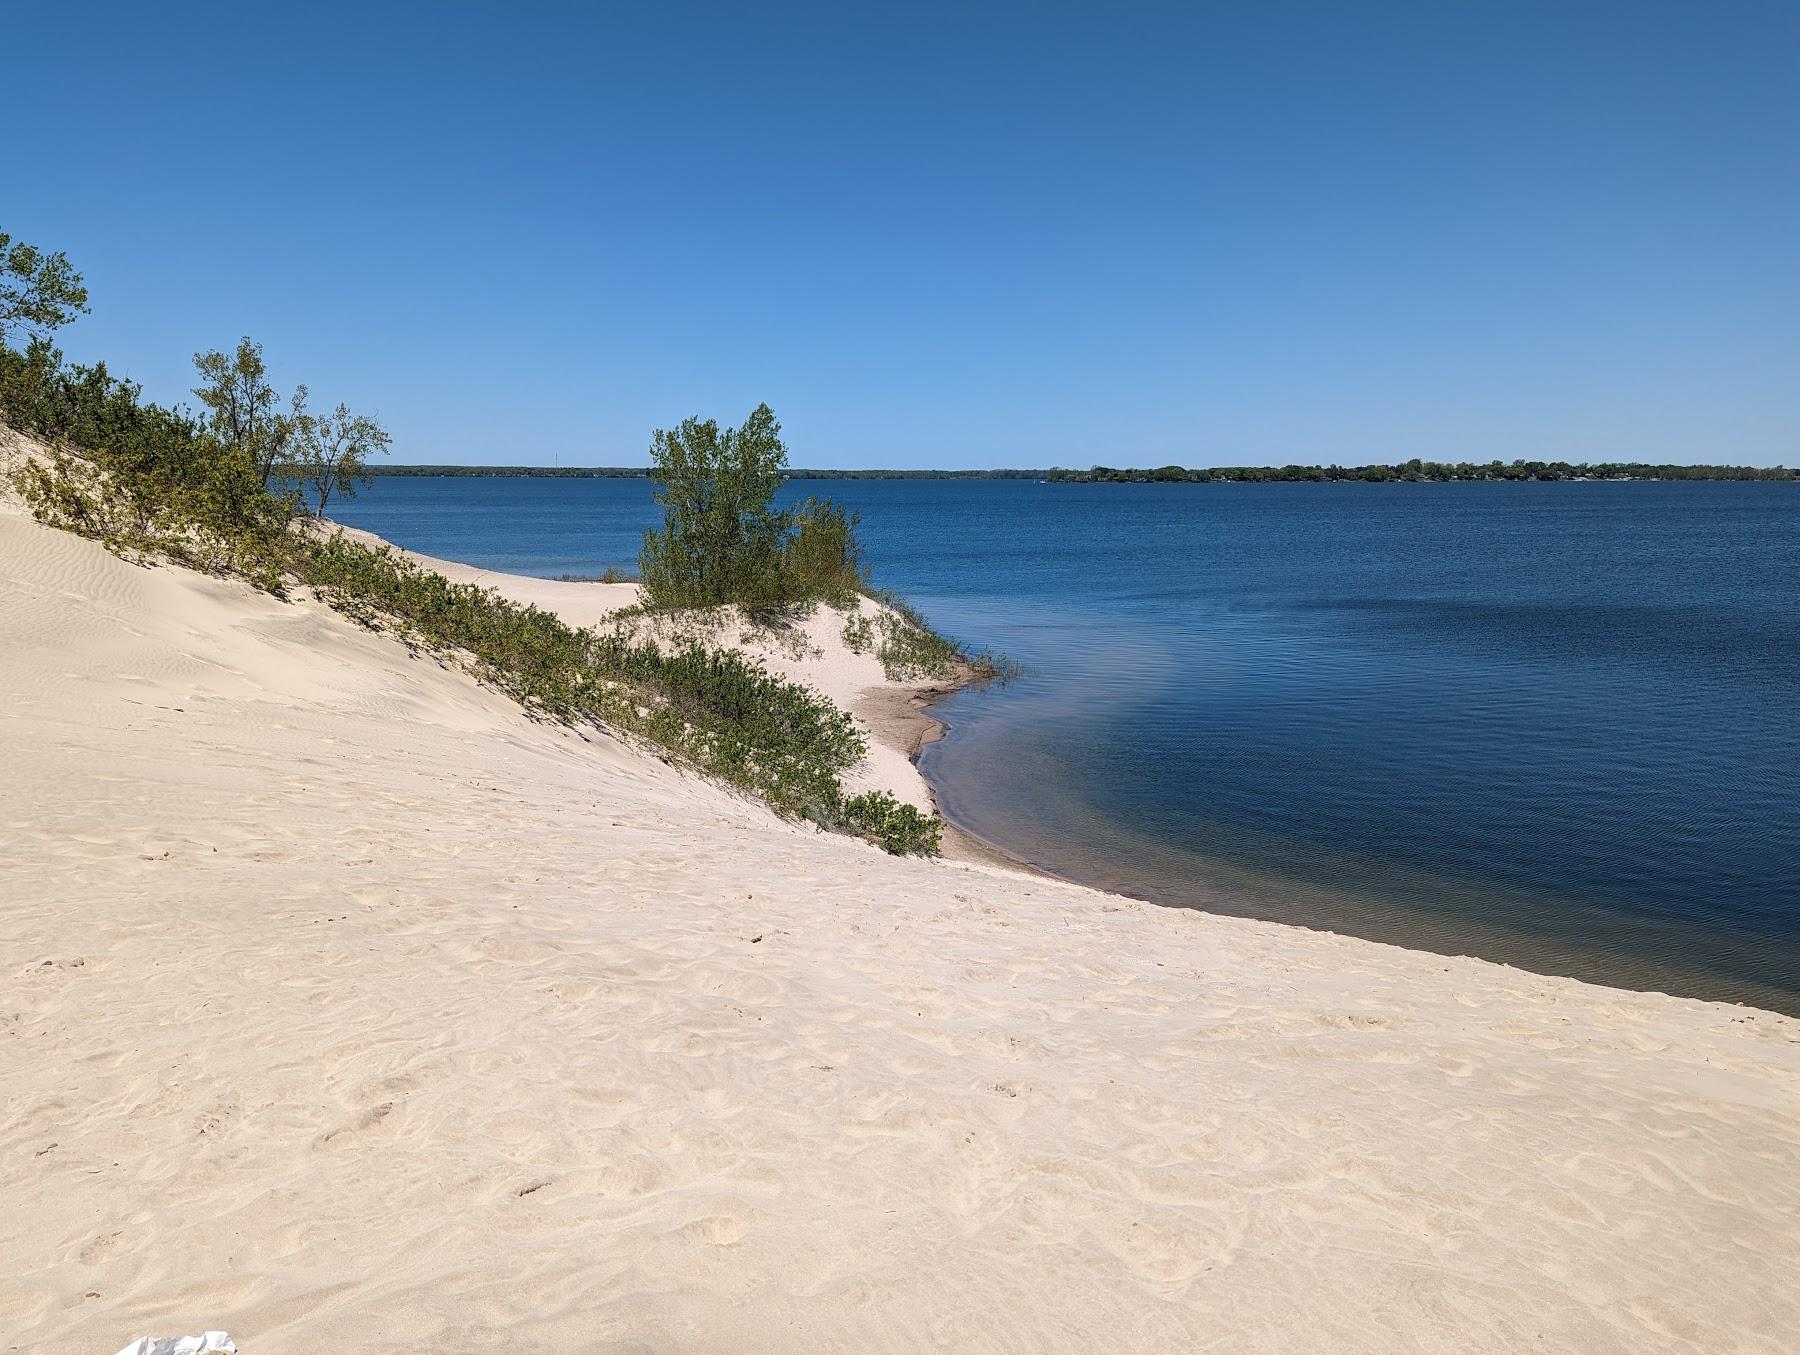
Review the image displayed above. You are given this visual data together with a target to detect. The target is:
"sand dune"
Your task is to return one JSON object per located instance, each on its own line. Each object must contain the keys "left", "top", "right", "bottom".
{"left": 324, "top": 521, "right": 951, "bottom": 816}
{"left": 3, "top": 478, "right": 1798, "bottom": 1353}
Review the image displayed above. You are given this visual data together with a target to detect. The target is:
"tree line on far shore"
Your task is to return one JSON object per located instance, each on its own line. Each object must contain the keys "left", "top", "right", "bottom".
{"left": 1046, "top": 459, "right": 1797, "bottom": 483}
{"left": 360, "top": 458, "right": 1798, "bottom": 483}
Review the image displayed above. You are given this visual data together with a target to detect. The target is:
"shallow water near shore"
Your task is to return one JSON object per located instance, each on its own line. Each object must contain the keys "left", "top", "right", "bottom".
{"left": 331, "top": 475, "right": 1800, "bottom": 1013}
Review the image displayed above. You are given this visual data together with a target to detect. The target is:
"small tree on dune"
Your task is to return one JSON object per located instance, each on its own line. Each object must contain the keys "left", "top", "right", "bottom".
{"left": 192, "top": 337, "right": 300, "bottom": 487}
{"left": 639, "top": 403, "right": 868, "bottom": 617}
{"left": 639, "top": 402, "right": 792, "bottom": 612}
{"left": 782, "top": 494, "right": 866, "bottom": 607}
{"left": 290, "top": 386, "right": 391, "bottom": 519}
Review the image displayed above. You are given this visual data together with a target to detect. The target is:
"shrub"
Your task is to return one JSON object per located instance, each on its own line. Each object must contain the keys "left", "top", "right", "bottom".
{"left": 782, "top": 496, "right": 867, "bottom": 607}
{"left": 841, "top": 610, "right": 875, "bottom": 653}
{"left": 556, "top": 567, "right": 637, "bottom": 583}
{"left": 837, "top": 790, "right": 944, "bottom": 855}
{"left": 638, "top": 403, "right": 871, "bottom": 620}
{"left": 639, "top": 404, "right": 790, "bottom": 613}
{"left": 853, "top": 588, "right": 961, "bottom": 680}
{"left": 4, "top": 339, "right": 295, "bottom": 587}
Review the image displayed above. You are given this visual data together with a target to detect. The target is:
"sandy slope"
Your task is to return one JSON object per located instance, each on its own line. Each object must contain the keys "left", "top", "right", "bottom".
{"left": 324, "top": 522, "right": 953, "bottom": 816}
{"left": 3, "top": 476, "right": 1799, "bottom": 1354}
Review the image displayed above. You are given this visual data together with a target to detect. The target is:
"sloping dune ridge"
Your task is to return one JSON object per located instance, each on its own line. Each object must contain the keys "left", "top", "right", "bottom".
{"left": 3, "top": 462, "right": 1798, "bottom": 1353}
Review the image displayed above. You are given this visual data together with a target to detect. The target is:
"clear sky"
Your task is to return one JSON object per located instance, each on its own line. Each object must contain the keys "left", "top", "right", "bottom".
{"left": 12, "top": 1, "right": 1798, "bottom": 468}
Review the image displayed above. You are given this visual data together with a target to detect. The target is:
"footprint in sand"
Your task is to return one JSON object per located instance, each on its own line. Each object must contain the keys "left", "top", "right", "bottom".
{"left": 316, "top": 1100, "right": 396, "bottom": 1148}
{"left": 683, "top": 1213, "right": 750, "bottom": 1246}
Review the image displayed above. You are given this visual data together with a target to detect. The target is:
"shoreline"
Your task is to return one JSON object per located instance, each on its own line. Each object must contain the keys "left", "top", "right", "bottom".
{"left": 846, "top": 672, "right": 1049, "bottom": 876}
{"left": 330, "top": 512, "right": 1057, "bottom": 873}
{"left": 917, "top": 720, "right": 1800, "bottom": 1018}
{"left": 329, "top": 519, "right": 1800, "bottom": 1018}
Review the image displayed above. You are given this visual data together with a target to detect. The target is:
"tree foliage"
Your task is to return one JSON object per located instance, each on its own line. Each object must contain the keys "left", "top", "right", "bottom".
{"left": 639, "top": 403, "right": 792, "bottom": 611}
{"left": 783, "top": 495, "right": 867, "bottom": 608}
{"left": 192, "top": 337, "right": 300, "bottom": 487}
{"left": 836, "top": 790, "right": 943, "bottom": 855}
{"left": 638, "top": 403, "right": 868, "bottom": 616}
{"left": 1, "top": 336, "right": 280, "bottom": 561}
{"left": 0, "top": 232, "right": 89, "bottom": 343}
{"left": 290, "top": 387, "right": 392, "bottom": 517}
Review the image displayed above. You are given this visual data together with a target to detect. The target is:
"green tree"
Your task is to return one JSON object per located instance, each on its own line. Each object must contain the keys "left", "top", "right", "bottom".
{"left": 192, "top": 338, "right": 298, "bottom": 487}
{"left": 0, "top": 231, "right": 89, "bottom": 345}
{"left": 783, "top": 495, "right": 867, "bottom": 606}
{"left": 639, "top": 403, "right": 792, "bottom": 612}
{"left": 290, "top": 387, "right": 392, "bottom": 518}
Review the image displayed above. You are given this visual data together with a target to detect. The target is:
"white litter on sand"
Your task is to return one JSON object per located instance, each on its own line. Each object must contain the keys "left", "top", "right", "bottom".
{"left": 113, "top": 1334, "right": 238, "bottom": 1355}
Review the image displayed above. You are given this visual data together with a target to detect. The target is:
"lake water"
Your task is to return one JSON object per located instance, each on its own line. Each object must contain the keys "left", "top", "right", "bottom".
{"left": 329, "top": 476, "right": 1800, "bottom": 1014}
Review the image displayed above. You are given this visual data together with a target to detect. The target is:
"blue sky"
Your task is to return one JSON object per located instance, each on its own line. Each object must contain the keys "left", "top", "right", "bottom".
{"left": 12, "top": 2, "right": 1798, "bottom": 467}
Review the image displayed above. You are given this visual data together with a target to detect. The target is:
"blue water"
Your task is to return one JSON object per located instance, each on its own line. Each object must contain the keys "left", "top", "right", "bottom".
{"left": 329, "top": 476, "right": 1800, "bottom": 1013}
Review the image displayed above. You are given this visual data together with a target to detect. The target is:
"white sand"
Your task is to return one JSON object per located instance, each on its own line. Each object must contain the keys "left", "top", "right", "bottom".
{"left": 325, "top": 522, "right": 950, "bottom": 815}
{"left": 3, "top": 456, "right": 1798, "bottom": 1353}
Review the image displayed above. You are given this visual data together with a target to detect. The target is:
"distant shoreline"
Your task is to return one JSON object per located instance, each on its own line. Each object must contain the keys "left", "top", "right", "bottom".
{"left": 367, "top": 463, "right": 1800, "bottom": 482}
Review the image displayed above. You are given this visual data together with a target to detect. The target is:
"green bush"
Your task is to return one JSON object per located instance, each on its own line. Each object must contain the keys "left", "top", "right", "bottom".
{"left": 841, "top": 610, "right": 875, "bottom": 653}
{"left": 853, "top": 588, "right": 961, "bottom": 680}
{"left": 638, "top": 403, "right": 870, "bottom": 620}
{"left": 639, "top": 404, "right": 791, "bottom": 614}
{"left": 556, "top": 567, "right": 637, "bottom": 583}
{"left": 4, "top": 339, "right": 295, "bottom": 587}
{"left": 838, "top": 790, "right": 944, "bottom": 855}
{"left": 852, "top": 587, "right": 1022, "bottom": 685}
{"left": 782, "top": 495, "right": 867, "bottom": 607}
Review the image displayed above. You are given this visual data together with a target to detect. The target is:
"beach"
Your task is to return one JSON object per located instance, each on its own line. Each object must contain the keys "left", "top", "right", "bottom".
{"left": 320, "top": 470, "right": 1800, "bottom": 1012}
{"left": 323, "top": 522, "right": 1015, "bottom": 868}
{"left": 4, "top": 480, "right": 1799, "bottom": 1352}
